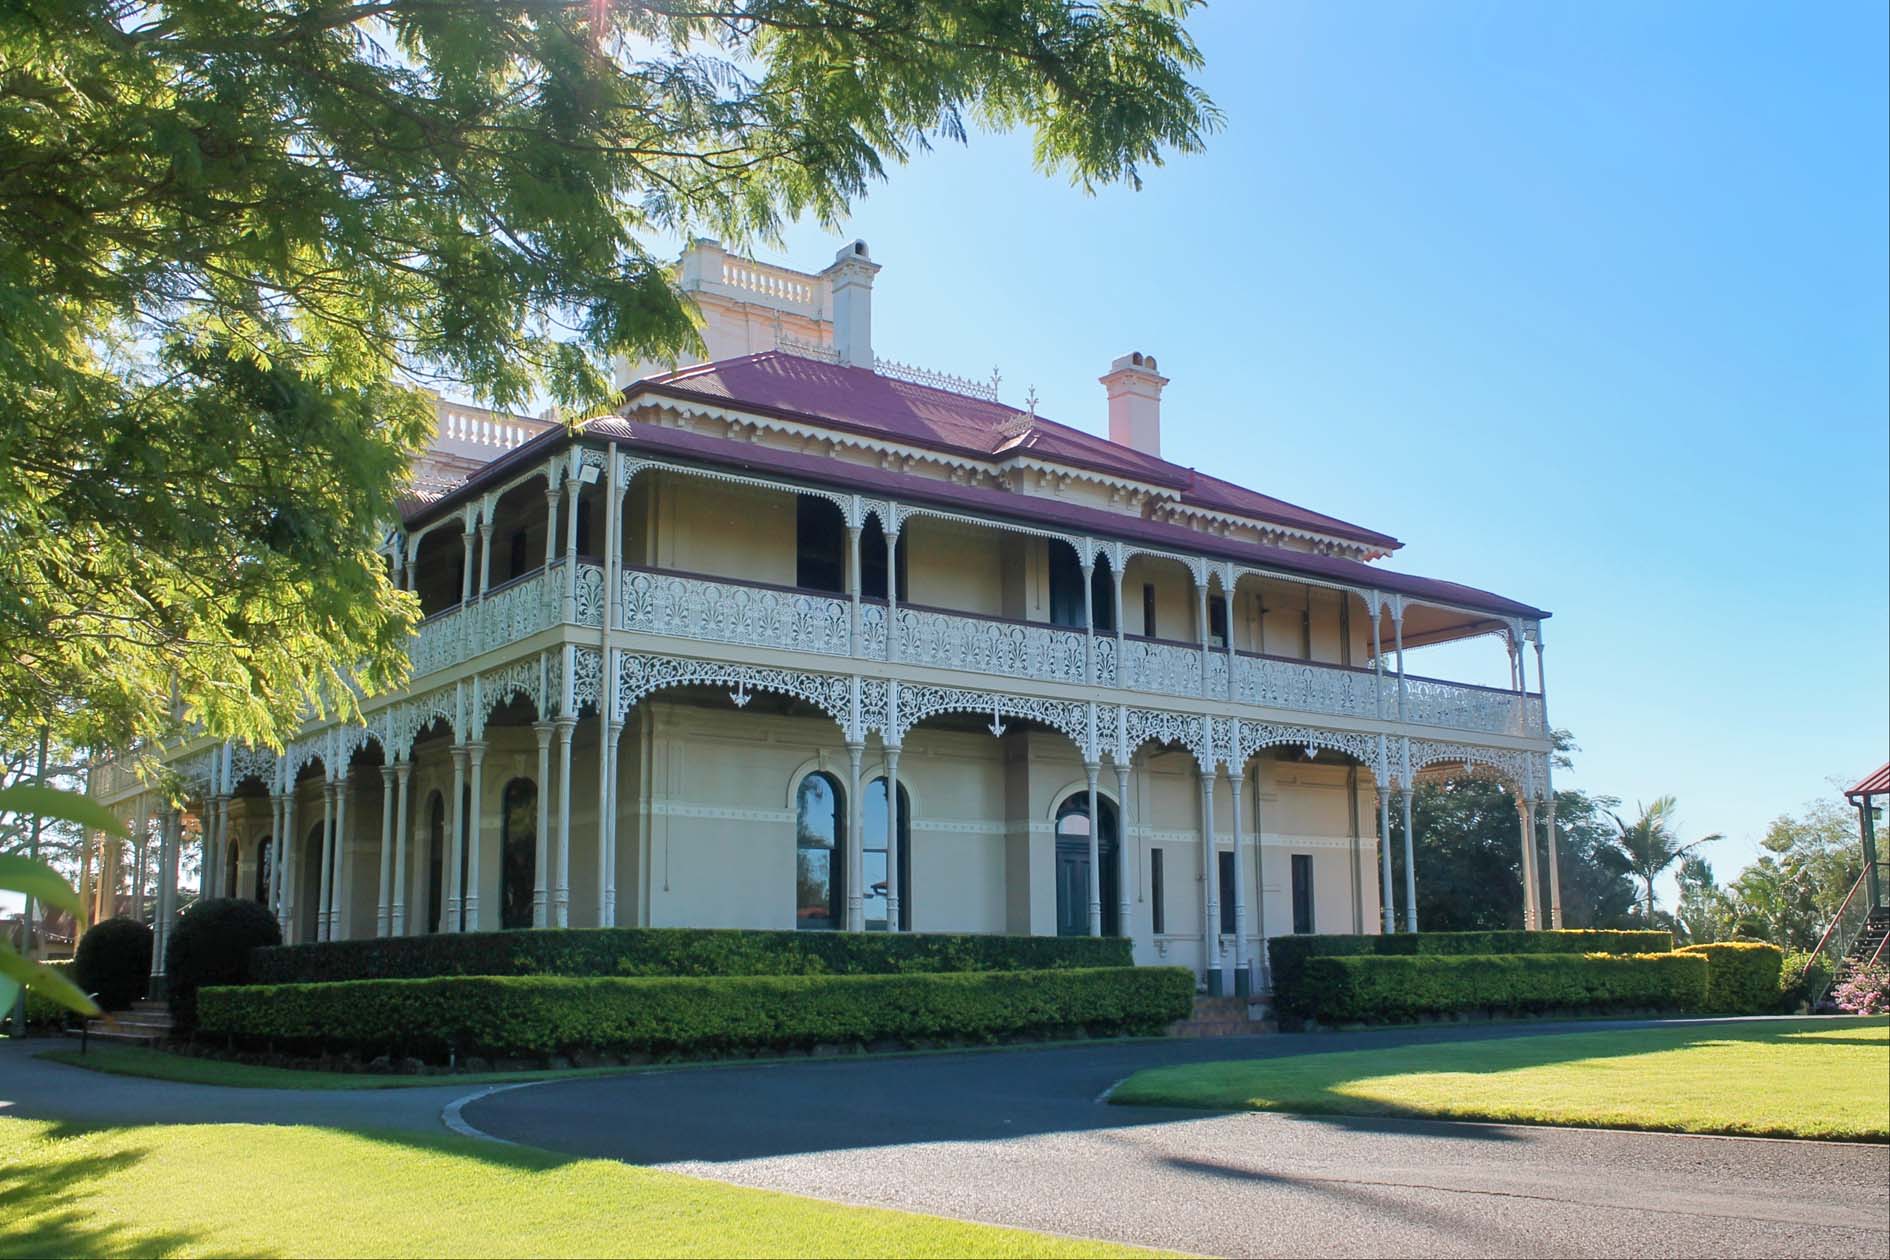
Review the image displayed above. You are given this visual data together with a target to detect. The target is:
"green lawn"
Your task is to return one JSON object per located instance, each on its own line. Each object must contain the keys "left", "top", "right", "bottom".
{"left": 37, "top": 1044, "right": 631, "bottom": 1090}
{"left": 0, "top": 1118, "right": 1161, "bottom": 1258}
{"left": 1110, "top": 1017, "right": 1890, "bottom": 1141}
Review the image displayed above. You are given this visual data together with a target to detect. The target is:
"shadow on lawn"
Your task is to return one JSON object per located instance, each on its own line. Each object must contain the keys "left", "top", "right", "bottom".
{"left": 0, "top": 1138, "right": 214, "bottom": 1260}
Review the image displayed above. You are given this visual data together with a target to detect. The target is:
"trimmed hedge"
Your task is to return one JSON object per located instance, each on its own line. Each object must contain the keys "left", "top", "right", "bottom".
{"left": 1301, "top": 952, "right": 1708, "bottom": 1024}
{"left": 198, "top": 966, "right": 1195, "bottom": 1060}
{"left": 1778, "top": 949, "right": 1833, "bottom": 1014}
{"left": 167, "top": 897, "right": 282, "bottom": 1035}
{"left": 1677, "top": 942, "right": 1784, "bottom": 1014}
{"left": 1268, "top": 929, "right": 1675, "bottom": 1017}
{"left": 74, "top": 917, "right": 152, "bottom": 1010}
{"left": 250, "top": 927, "right": 1133, "bottom": 985}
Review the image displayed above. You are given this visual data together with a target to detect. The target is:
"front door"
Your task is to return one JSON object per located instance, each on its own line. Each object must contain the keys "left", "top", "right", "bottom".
{"left": 1055, "top": 841, "right": 1090, "bottom": 937}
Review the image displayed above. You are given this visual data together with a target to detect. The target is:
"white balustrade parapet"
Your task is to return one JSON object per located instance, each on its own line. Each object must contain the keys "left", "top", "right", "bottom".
{"left": 1233, "top": 654, "right": 1380, "bottom": 721}
{"left": 895, "top": 606, "right": 1087, "bottom": 685}
{"left": 619, "top": 568, "right": 853, "bottom": 656}
{"left": 404, "top": 562, "right": 1542, "bottom": 741}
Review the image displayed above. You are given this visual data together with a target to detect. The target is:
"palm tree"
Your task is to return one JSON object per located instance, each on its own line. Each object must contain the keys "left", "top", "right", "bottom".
{"left": 1608, "top": 797, "right": 1723, "bottom": 927}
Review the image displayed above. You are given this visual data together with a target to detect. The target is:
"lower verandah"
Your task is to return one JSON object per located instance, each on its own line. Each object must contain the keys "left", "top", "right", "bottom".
{"left": 220, "top": 693, "right": 1386, "bottom": 979}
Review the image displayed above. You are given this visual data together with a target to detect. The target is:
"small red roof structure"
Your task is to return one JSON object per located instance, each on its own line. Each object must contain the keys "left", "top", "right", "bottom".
{"left": 1845, "top": 762, "right": 1890, "bottom": 803}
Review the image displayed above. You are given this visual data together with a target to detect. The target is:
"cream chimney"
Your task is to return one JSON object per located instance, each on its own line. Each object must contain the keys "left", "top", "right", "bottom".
{"left": 1101, "top": 351, "right": 1167, "bottom": 457}
{"left": 820, "top": 240, "right": 880, "bottom": 368}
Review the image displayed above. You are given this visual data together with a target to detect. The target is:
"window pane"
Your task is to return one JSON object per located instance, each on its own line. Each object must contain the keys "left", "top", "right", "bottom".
{"left": 862, "top": 850, "right": 889, "bottom": 929}
{"left": 797, "top": 848, "right": 834, "bottom": 929}
{"left": 796, "top": 773, "right": 842, "bottom": 931}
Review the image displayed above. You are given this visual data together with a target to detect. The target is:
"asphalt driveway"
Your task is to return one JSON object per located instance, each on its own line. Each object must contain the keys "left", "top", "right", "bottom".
{"left": 462, "top": 1020, "right": 1890, "bottom": 1259}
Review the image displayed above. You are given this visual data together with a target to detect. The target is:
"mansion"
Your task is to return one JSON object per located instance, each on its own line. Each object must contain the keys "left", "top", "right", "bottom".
{"left": 87, "top": 240, "right": 1560, "bottom": 995}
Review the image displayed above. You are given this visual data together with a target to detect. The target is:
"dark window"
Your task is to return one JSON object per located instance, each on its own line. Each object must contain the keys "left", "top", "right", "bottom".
{"left": 863, "top": 777, "right": 910, "bottom": 931}
{"left": 301, "top": 823, "right": 324, "bottom": 945}
{"left": 508, "top": 529, "right": 528, "bottom": 580}
{"left": 1209, "top": 594, "right": 1229, "bottom": 648}
{"left": 225, "top": 840, "right": 238, "bottom": 901}
{"left": 795, "top": 772, "right": 845, "bottom": 930}
{"left": 860, "top": 515, "right": 907, "bottom": 601}
{"left": 426, "top": 792, "right": 445, "bottom": 935}
{"left": 1142, "top": 583, "right": 1158, "bottom": 637}
{"left": 1219, "top": 850, "right": 1236, "bottom": 935}
{"left": 575, "top": 497, "right": 595, "bottom": 559}
{"left": 1091, "top": 562, "right": 1116, "bottom": 633}
{"left": 1292, "top": 854, "right": 1314, "bottom": 935}
{"left": 500, "top": 779, "right": 537, "bottom": 930}
{"left": 1048, "top": 543, "right": 1086, "bottom": 628}
{"left": 1150, "top": 849, "right": 1166, "bottom": 934}
{"left": 796, "top": 496, "right": 846, "bottom": 593}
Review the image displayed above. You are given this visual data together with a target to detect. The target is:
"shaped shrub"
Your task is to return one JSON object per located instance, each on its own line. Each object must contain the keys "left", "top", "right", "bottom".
{"left": 250, "top": 926, "right": 1133, "bottom": 985}
{"left": 73, "top": 916, "right": 153, "bottom": 1010}
{"left": 1675, "top": 941, "right": 1783, "bottom": 1014}
{"left": 1267, "top": 929, "right": 1675, "bottom": 1017}
{"left": 1299, "top": 951, "right": 1707, "bottom": 1024}
{"left": 198, "top": 966, "right": 1195, "bottom": 1061}
{"left": 167, "top": 897, "right": 281, "bottom": 1035}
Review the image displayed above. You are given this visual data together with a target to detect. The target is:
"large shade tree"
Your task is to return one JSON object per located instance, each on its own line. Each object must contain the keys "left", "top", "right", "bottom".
{"left": 1, "top": 0, "right": 1217, "bottom": 756}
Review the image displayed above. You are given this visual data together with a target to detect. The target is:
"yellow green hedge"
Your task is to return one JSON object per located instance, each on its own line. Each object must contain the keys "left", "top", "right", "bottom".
{"left": 1676, "top": 942, "right": 1784, "bottom": 1014}
{"left": 198, "top": 966, "right": 1195, "bottom": 1060}
{"left": 1300, "top": 951, "right": 1708, "bottom": 1024}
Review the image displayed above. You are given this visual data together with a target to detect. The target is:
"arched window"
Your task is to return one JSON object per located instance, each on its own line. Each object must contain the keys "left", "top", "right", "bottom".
{"left": 426, "top": 791, "right": 446, "bottom": 935}
{"left": 500, "top": 778, "right": 537, "bottom": 930}
{"left": 255, "top": 836, "right": 272, "bottom": 905}
{"left": 863, "top": 777, "right": 910, "bottom": 931}
{"left": 1054, "top": 793, "right": 1121, "bottom": 938}
{"left": 795, "top": 772, "right": 845, "bottom": 930}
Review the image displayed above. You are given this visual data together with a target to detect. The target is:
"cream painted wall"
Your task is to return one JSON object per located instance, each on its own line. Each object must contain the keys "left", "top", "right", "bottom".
{"left": 648, "top": 471, "right": 796, "bottom": 585}
{"left": 1121, "top": 555, "right": 1197, "bottom": 641}
{"left": 903, "top": 516, "right": 1005, "bottom": 615}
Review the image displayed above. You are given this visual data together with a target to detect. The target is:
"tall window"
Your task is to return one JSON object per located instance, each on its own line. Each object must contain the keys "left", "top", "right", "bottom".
{"left": 1218, "top": 850, "right": 1237, "bottom": 935}
{"left": 1054, "top": 793, "right": 1120, "bottom": 937}
{"left": 1141, "top": 583, "right": 1158, "bottom": 637}
{"left": 225, "top": 840, "right": 239, "bottom": 901}
{"left": 1048, "top": 542, "right": 1085, "bottom": 628}
{"left": 500, "top": 779, "right": 537, "bottom": 930}
{"left": 1150, "top": 848, "right": 1166, "bottom": 934}
{"left": 300, "top": 823, "right": 324, "bottom": 945}
{"left": 255, "top": 837, "right": 271, "bottom": 904}
{"left": 1090, "top": 560, "right": 1116, "bottom": 633}
{"left": 426, "top": 791, "right": 446, "bottom": 935}
{"left": 796, "top": 496, "right": 846, "bottom": 592}
{"left": 507, "top": 529, "right": 528, "bottom": 580}
{"left": 575, "top": 497, "right": 595, "bottom": 558}
{"left": 863, "top": 777, "right": 910, "bottom": 931}
{"left": 1291, "top": 853, "right": 1314, "bottom": 935}
{"left": 795, "top": 772, "right": 845, "bottom": 930}
{"left": 860, "top": 515, "right": 907, "bottom": 601}
{"left": 1208, "top": 594, "right": 1229, "bottom": 648}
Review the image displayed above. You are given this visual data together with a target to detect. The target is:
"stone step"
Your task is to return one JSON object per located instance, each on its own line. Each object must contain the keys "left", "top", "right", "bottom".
{"left": 65, "top": 1026, "right": 166, "bottom": 1047}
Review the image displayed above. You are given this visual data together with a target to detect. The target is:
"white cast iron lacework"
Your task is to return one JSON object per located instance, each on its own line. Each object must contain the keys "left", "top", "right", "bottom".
{"left": 890, "top": 686, "right": 1090, "bottom": 752}
{"left": 573, "top": 563, "right": 606, "bottom": 628}
{"left": 410, "top": 607, "right": 465, "bottom": 678}
{"left": 472, "top": 652, "right": 548, "bottom": 737}
{"left": 1124, "top": 708, "right": 1211, "bottom": 771}
{"left": 858, "top": 603, "right": 889, "bottom": 661}
{"left": 387, "top": 686, "right": 459, "bottom": 755}
{"left": 1093, "top": 635, "right": 1119, "bottom": 688}
{"left": 477, "top": 569, "right": 557, "bottom": 655}
{"left": 1120, "top": 638, "right": 1204, "bottom": 699}
{"left": 571, "top": 648, "right": 604, "bottom": 715}
{"left": 228, "top": 744, "right": 277, "bottom": 790}
{"left": 894, "top": 608, "right": 1087, "bottom": 685}
{"left": 1402, "top": 676, "right": 1525, "bottom": 736}
{"left": 1234, "top": 656, "right": 1381, "bottom": 720}
{"left": 1233, "top": 722, "right": 1381, "bottom": 775}
{"left": 1408, "top": 739, "right": 1546, "bottom": 799}
{"left": 613, "top": 653, "right": 853, "bottom": 730}
{"left": 620, "top": 570, "right": 853, "bottom": 657}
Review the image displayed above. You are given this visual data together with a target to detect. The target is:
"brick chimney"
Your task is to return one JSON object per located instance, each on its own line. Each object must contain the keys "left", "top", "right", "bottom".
{"left": 820, "top": 240, "right": 880, "bottom": 368}
{"left": 1101, "top": 352, "right": 1167, "bottom": 457}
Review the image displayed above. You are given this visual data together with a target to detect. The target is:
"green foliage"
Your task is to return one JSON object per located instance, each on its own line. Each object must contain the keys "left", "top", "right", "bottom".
{"left": 0, "top": 786, "right": 115, "bottom": 1018}
{"left": 252, "top": 927, "right": 1132, "bottom": 985}
{"left": 1267, "top": 929, "right": 1674, "bottom": 1017}
{"left": 1674, "top": 942, "right": 1784, "bottom": 1014}
{"left": 1608, "top": 797, "right": 1723, "bottom": 926}
{"left": 1778, "top": 949, "right": 1834, "bottom": 1013}
{"left": 21, "top": 960, "right": 72, "bottom": 1027}
{"left": 72, "top": 918, "right": 152, "bottom": 1011}
{"left": 198, "top": 967, "right": 1195, "bottom": 1060}
{"left": 166, "top": 897, "right": 281, "bottom": 1035}
{"left": 0, "top": 0, "right": 1215, "bottom": 755}
{"left": 1301, "top": 952, "right": 1708, "bottom": 1025}
{"left": 1386, "top": 735, "right": 1640, "bottom": 932}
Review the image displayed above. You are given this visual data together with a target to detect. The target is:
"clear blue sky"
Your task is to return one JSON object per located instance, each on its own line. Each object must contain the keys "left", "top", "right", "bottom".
{"left": 757, "top": 1, "right": 1888, "bottom": 888}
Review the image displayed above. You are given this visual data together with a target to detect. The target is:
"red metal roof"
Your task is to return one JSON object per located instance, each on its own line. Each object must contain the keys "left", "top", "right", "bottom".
{"left": 641, "top": 352, "right": 1401, "bottom": 552}
{"left": 1846, "top": 763, "right": 1890, "bottom": 802}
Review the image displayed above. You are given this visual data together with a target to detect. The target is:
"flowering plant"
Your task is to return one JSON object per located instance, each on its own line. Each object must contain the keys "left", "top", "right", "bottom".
{"left": 1830, "top": 963, "right": 1889, "bottom": 1016}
